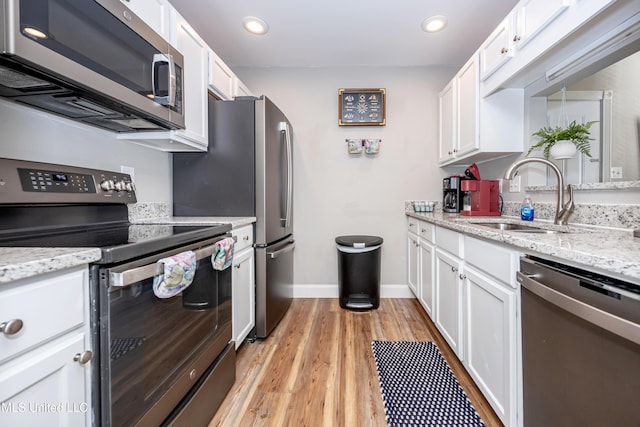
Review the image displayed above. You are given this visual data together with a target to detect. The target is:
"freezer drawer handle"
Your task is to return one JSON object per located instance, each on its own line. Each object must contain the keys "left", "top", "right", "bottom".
{"left": 109, "top": 236, "right": 236, "bottom": 287}
{"left": 268, "top": 241, "right": 295, "bottom": 259}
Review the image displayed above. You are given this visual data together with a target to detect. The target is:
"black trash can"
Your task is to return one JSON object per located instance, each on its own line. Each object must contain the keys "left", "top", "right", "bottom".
{"left": 335, "top": 235, "right": 383, "bottom": 310}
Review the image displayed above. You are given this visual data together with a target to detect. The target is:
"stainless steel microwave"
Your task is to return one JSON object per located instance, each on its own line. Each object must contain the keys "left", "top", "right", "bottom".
{"left": 0, "top": 0, "right": 185, "bottom": 132}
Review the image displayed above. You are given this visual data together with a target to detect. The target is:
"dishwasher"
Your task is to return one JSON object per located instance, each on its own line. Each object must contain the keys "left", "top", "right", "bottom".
{"left": 518, "top": 256, "right": 640, "bottom": 427}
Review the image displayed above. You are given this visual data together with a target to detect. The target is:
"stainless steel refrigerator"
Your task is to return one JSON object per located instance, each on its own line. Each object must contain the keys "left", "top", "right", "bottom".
{"left": 173, "top": 94, "right": 294, "bottom": 339}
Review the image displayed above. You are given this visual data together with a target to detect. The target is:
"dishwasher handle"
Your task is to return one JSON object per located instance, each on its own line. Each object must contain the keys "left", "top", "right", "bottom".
{"left": 517, "top": 271, "right": 640, "bottom": 346}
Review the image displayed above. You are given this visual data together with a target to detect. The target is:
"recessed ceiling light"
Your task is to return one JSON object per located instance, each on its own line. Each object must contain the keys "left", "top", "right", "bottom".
{"left": 421, "top": 15, "right": 448, "bottom": 33}
{"left": 242, "top": 16, "right": 269, "bottom": 35}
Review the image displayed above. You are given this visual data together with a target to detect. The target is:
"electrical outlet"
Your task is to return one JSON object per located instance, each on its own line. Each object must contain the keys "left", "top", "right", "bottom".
{"left": 610, "top": 166, "right": 622, "bottom": 179}
{"left": 508, "top": 175, "right": 522, "bottom": 193}
{"left": 121, "top": 165, "right": 135, "bottom": 182}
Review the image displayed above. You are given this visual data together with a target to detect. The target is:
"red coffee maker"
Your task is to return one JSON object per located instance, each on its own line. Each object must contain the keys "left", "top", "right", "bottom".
{"left": 461, "top": 180, "right": 501, "bottom": 216}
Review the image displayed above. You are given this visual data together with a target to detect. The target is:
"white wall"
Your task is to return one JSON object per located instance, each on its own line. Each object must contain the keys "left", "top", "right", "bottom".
{"left": 235, "top": 66, "right": 453, "bottom": 291}
{"left": 0, "top": 98, "right": 172, "bottom": 203}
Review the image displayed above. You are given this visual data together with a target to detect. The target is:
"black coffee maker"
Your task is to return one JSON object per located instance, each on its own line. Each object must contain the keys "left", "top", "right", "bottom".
{"left": 443, "top": 176, "right": 463, "bottom": 213}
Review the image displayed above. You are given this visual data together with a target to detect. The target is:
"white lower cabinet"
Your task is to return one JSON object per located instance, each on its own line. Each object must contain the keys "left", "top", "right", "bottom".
{"left": 409, "top": 220, "right": 521, "bottom": 426}
{"left": 231, "top": 225, "right": 255, "bottom": 350}
{"left": 434, "top": 247, "right": 464, "bottom": 360}
{"left": 418, "top": 237, "right": 435, "bottom": 318}
{"left": 407, "top": 230, "right": 419, "bottom": 297}
{"left": 0, "top": 268, "right": 92, "bottom": 427}
{"left": 464, "top": 265, "right": 517, "bottom": 427}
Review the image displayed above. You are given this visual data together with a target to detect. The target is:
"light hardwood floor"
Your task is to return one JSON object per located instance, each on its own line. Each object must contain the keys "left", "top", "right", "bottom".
{"left": 208, "top": 298, "right": 503, "bottom": 427}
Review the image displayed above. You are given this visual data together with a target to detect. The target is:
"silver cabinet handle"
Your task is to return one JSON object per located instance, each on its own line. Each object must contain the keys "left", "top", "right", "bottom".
{"left": 459, "top": 274, "right": 466, "bottom": 280}
{"left": 234, "top": 264, "right": 241, "bottom": 269}
{"left": 74, "top": 351, "right": 93, "bottom": 365}
{"left": 243, "top": 235, "right": 249, "bottom": 241}
{"left": 451, "top": 266, "right": 458, "bottom": 272}
{"left": 0, "top": 319, "right": 23, "bottom": 336}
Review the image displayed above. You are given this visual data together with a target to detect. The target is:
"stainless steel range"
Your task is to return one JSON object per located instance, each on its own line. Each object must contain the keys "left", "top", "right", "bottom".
{"left": 0, "top": 158, "right": 235, "bottom": 426}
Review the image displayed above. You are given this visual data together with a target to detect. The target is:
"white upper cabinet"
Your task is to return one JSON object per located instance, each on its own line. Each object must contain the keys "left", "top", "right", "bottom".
{"left": 438, "top": 52, "right": 524, "bottom": 166}
{"left": 234, "top": 78, "right": 254, "bottom": 98}
{"left": 209, "top": 50, "right": 235, "bottom": 100}
{"left": 119, "top": 6, "right": 209, "bottom": 151}
{"left": 120, "top": 0, "right": 171, "bottom": 41}
{"left": 512, "top": 0, "right": 570, "bottom": 50}
{"left": 480, "top": 15, "right": 514, "bottom": 80}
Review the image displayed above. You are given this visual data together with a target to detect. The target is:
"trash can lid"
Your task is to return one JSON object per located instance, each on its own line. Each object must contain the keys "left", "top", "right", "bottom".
{"left": 335, "top": 235, "right": 383, "bottom": 248}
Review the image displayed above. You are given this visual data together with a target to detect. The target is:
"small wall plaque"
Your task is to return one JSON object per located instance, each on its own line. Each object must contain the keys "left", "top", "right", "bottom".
{"left": 338, "top": 88, "right": 386, "bottom": 126}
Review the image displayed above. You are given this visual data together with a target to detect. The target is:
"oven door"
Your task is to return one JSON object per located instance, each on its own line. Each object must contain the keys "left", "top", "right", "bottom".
{"left": 96, "top": 236, "right": 232, "bottom": 427}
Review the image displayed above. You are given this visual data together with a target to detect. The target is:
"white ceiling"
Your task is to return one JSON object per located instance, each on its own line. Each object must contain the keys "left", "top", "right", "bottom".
{"left": 169, "top": 0, "right": 520, "bottom": 69}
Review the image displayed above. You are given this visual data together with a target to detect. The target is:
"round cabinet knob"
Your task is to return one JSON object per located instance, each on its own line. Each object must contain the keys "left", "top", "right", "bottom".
{"left": 234, "top": 264, "right": 241, "bottom": 269}
{"left": 100, "top": 180, "right": 115, "bottom": 191}
{"left": 459, "top": 274, "right": 467, "bottom": 280}
{"left": 513, "top": 35, "right": 521, "bottom": 42}
{"left": 0, "top": 319, "right": 24, "bottom": 336}
{"left": 451, "top": 266, "right": 458, "bottom": 272}
{"left": 74, "top": 350, "right": 93, "bottom": 365}
{"left": 500, "top": 47, "right": 508, "bottom": 54}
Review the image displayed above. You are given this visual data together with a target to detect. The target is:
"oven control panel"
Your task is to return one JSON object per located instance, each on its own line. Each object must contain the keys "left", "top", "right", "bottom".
{"left": 0, "top": 158, "right": 137, "bottom": 204}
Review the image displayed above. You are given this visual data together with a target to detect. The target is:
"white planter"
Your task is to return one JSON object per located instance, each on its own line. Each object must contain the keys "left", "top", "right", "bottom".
{"left": 550, "top": 140, "right": 577, "bottom": 159}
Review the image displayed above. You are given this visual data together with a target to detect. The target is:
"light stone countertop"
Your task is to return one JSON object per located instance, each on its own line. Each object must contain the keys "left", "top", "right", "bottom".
{"left": 0, "top": 248, "right": 102, "bottom": 284}
{"left": 0, "top": 217, "right": 255, "bottom": 284}
{"left": 406, "top": 211, "right": 640, "bottom": 285}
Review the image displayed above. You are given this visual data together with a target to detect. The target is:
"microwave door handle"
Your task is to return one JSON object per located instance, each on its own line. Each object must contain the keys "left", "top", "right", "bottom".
{"left": 109, "top": 236, "right": 236, "bottom": 287}
{"left": 152, "top": 53, "right": 176, "bottom": 107}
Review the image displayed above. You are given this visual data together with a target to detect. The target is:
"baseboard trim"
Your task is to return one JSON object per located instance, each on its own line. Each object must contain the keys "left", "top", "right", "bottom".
{"left": 292, "top": 284, "right": 415, "bottom": 299}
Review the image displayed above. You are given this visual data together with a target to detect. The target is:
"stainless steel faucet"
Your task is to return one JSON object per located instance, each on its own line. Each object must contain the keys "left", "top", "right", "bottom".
{"left": 503, "top": 157, "right": 575, "bottom": 225}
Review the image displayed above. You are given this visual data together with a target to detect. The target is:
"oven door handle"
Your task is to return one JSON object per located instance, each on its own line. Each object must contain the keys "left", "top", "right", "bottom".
{"left": 109, "top": 236, "right": 236, "bottom": 288}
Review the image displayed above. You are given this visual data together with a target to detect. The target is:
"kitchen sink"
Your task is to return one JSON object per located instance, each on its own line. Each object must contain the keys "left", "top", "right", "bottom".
{"left": 469, "top": 222, "right": 566, "bottom": 234}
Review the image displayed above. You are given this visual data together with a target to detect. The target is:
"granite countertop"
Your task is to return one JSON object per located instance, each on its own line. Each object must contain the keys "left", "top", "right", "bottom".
{"left": 0, "top": 248, "right": 102, "bottom": 284}
{"left": 406, "top": 211, "right": 640, "bottom": 285}
{"left": 0, "top": 217, "right": 256, "bottom": 285}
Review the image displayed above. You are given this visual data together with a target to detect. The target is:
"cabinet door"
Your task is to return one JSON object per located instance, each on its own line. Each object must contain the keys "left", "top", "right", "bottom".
{"left": 418, "top": 239, "right": 435, "bottom": 319}
{"left": 121, "top": 0, "right": 170, "bottom": 41}
{"left": 407, "top": 232, "right": 419, "bottom": 297}
{"left": 0, "top": 333, "right": 90, "bottom": 427}
{"left": 464, "top": 266, "right": 517, "bottom": 427}
{"left": 455, "top": 54, "right": 480, "bottom": 158}
{"left": 209, "top": 50, "right": 235, "bottom": 100}
{"left": 514, "top": 0, "right": 570, "bottom": 50}
{"left": 234, "top": 78, "right": 253, "bottom": 98}
{"left": 232, "top": 248, "right": 255, "bottom": 350}
{"left": 438, "top": 80, "right": 456, "bottom": 163}
{"left": 480, "top": 16, "right": 513, "bottom": 80}
{"left": 435, "top": 249, "right": 463, "bottom": 359}
{"left": 174, "top": 13, "right": 209, "bottom": 146}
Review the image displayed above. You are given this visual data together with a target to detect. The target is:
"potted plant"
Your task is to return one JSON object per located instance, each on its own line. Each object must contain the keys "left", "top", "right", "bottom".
{"left": 527, "top": 120, "right": 597, "bottom": 160}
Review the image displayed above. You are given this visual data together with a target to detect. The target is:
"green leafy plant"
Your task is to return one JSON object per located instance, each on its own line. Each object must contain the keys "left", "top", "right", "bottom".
{"left": 527, "top": 120, "right": 598, "bottom": 159}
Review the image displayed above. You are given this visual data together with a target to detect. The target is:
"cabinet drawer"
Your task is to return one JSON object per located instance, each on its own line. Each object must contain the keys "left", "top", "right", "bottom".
{"left": 0, "top": 269, "right": 86, "bottom": 363}
{"left": 435, "top": 226, "right": 462, "bottom": 257}
{"left": 232, "top": 225, "right": 254, "bottom": 252}
{"left": 418, "top": 221, "right": 435, "bottom": 243}
{"left": 464, "top": 236, "right": 518, "bottom": 287}
{"left": 407, "top": 217, "right": 419, "bottom": 235}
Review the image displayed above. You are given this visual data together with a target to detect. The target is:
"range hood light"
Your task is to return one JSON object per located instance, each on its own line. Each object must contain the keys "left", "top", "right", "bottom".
{"left": 242, "top": 16, "right": 269, "bottom": 35}
{"left": 22, "top": 26, "right": 48, "bottom": 39}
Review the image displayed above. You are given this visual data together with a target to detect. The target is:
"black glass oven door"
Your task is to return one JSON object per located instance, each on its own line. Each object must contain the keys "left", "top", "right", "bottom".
{"left": 99, "top": 238, "right": 232, "bottom": 426}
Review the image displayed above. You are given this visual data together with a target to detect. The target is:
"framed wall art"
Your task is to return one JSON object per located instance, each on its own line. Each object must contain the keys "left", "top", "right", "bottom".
{"left": 338, "top": 88, "right": 386, "bottom": 126}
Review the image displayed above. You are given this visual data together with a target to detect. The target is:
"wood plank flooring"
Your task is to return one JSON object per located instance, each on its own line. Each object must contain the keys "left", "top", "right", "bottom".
{"left": 208, "top": 298, "right": 503, "bottom": 427}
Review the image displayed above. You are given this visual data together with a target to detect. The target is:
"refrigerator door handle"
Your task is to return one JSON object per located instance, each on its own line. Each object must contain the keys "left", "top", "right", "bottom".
{"left": 279, "top": 121, "right": 293, "bottom": 228}
{"left": 268, "top": 241, "right": 295, "bottom": 259}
